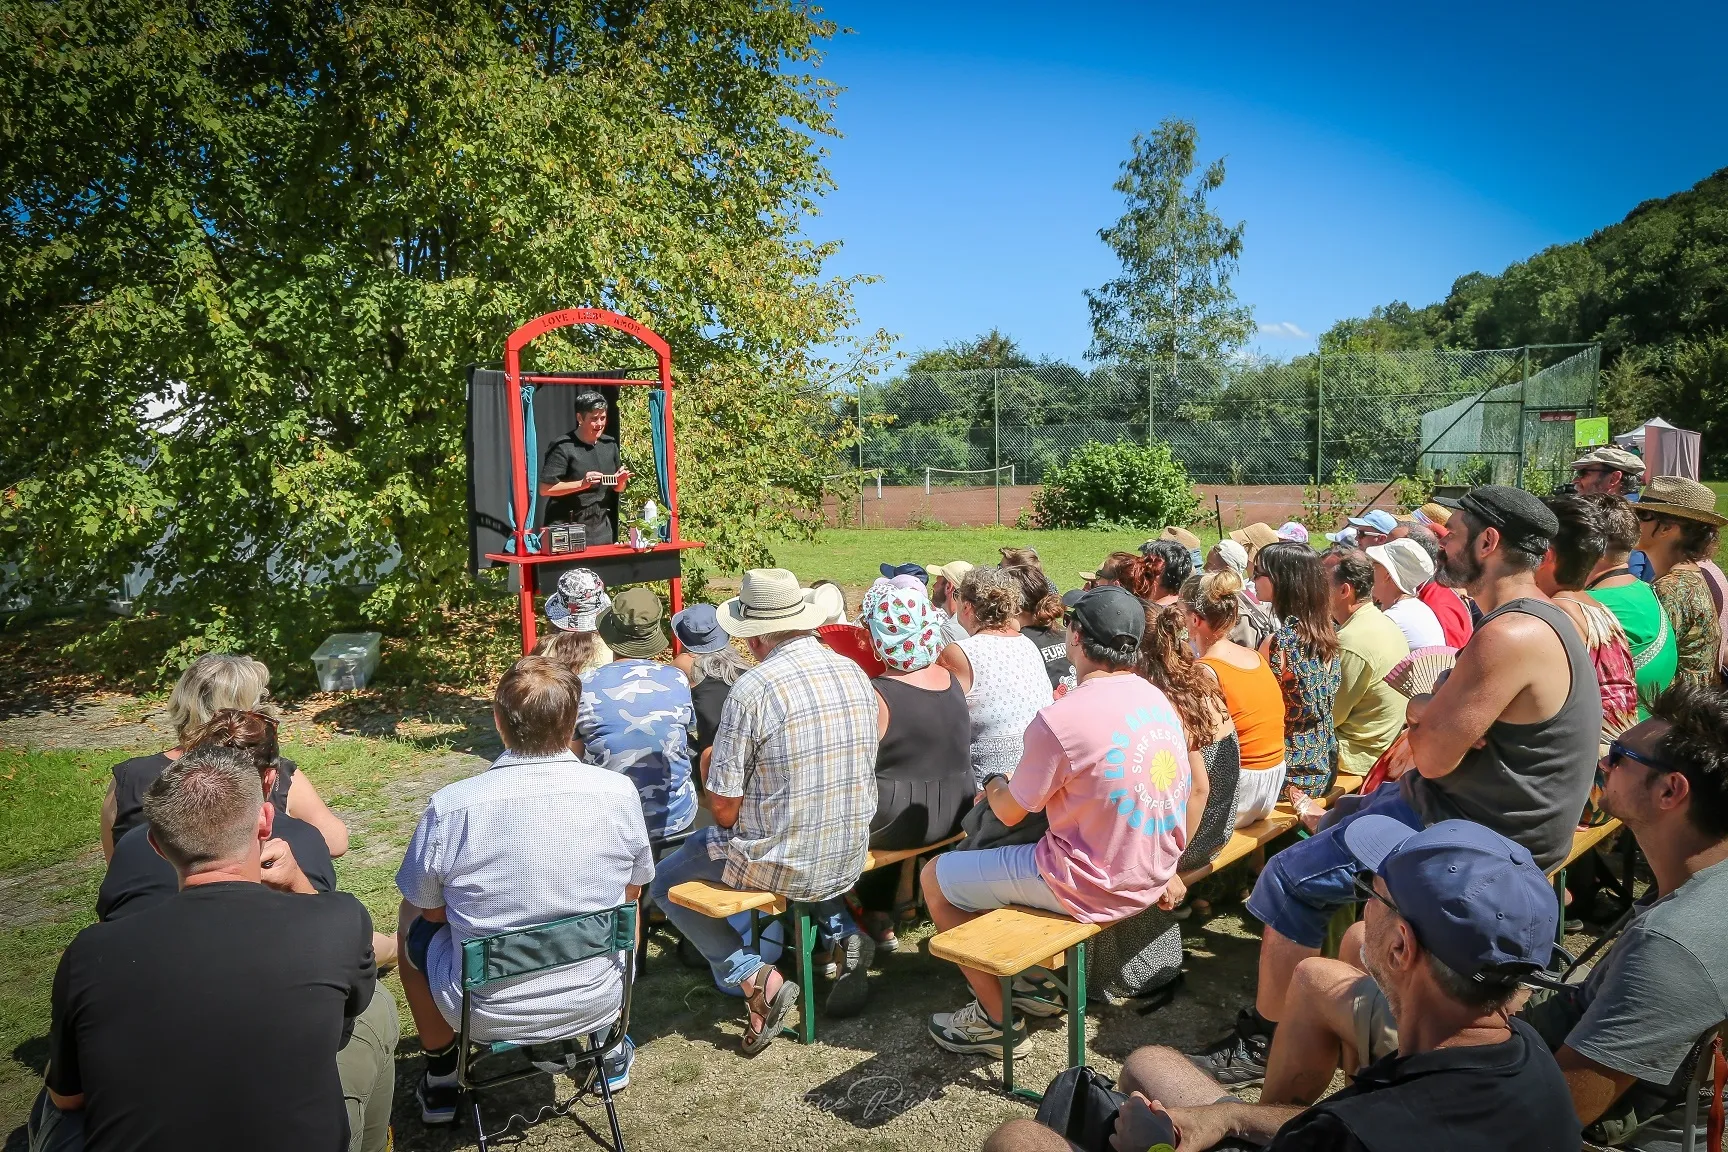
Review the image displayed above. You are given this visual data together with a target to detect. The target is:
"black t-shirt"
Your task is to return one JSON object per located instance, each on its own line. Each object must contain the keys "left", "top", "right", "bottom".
{"left": 97, "top": 812, "right": 337, "bottom": 922}
{"left": 690, "top": 676, "right": 733, "bottom": 760}
{"left": 48, "top": 882, "right": 374, "bottom": 1152}
{"left": 1019, "top": 624, "right": 1075, "bottom": 690}
{"left": 538, "top": 430, "right": 621, "bottom": 532}
{"left": 1264, "top": 1019, "right": 1581, "bottom": 1152}
{"left": 112, "top": 752, "right": 295, "bottom": 845}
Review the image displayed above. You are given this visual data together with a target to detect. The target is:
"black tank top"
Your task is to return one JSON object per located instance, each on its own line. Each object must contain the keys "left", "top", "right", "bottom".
{"left": 1401, "top": 596, "right": 1600, "bottom": 872}
{"left": 871, "top": 675, "right": 973, "bottom": 786}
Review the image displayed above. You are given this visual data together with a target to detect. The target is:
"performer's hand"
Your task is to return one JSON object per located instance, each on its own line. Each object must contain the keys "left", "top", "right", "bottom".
{"left": 615, "top": 469, "right": 631, "bottom": 492}
{"left": 581, "top": 470, "right": 603, "bottom": 491}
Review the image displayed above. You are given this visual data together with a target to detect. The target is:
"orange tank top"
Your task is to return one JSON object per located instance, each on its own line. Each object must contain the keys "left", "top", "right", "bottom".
{"left": 1201, "top": 653, "right": 1287, "bottom": 772}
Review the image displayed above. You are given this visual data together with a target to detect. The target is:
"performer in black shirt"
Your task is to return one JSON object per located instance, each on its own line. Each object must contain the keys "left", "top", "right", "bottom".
{"left": 538, "top": 390, "right": 630, "bottom": 545}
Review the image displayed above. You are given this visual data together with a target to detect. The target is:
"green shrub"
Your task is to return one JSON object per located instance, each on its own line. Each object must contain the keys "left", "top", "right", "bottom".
{"left": 1032, "top": 441, "right": 1198, "bottom": 530}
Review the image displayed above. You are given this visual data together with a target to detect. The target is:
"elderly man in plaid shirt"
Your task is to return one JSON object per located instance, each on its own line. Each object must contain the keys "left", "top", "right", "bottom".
{"left": 651, "top": 569, "right": 881, "bottom": 1054}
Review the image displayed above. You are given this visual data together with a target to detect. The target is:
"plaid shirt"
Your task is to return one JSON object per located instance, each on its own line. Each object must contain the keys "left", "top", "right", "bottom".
{"left": 701, "top": 635, "right": 879, "bottom": 901}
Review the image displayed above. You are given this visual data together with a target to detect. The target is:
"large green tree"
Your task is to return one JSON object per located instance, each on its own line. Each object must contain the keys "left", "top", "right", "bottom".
{"left": 1085, "top": 119, "right": 1255, "bottom": 370}
{"left": 1, "top": 0, "right": 872, "bottom": 680}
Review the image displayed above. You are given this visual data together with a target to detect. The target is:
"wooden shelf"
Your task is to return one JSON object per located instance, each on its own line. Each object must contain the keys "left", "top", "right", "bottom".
{"left": 483, "top": 540, "right": 704, "bottom": 566}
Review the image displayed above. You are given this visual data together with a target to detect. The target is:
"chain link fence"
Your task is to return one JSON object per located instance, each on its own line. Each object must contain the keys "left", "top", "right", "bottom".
{"left": 826, "top": 345, "right": 1598, "bottom": 525}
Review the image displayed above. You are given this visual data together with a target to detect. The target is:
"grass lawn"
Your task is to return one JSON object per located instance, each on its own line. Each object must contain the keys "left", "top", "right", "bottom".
{"left": 769, "top": 526, "right": 1222, "bottom": 592}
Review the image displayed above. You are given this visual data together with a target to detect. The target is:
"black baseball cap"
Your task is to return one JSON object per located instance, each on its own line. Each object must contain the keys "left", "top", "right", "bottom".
{"left": 572, "top": 389, "right": 608, "bottom": 413}
{"left": 1435, "top": 485, "right": 1559, "bottom": 552}
{"left": 1064, "top": 585, "right": 1146, "bottom": 649}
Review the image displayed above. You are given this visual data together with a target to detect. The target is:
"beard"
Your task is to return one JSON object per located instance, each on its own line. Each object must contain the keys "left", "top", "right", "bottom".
{"left": 1435, "top": 546, "right": 1482, "bottom": 590}
{"left": 1361, "top": 937, "right": 1400, "bottom": 1016}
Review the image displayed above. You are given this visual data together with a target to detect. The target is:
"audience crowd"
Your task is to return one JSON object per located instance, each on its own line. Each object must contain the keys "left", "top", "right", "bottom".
{"left": 28, "top": 449, "right": 1728, "bottom": 1152}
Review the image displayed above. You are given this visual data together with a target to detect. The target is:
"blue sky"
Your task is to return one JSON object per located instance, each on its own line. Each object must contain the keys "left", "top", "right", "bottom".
{"left": 806, "top": 1, "right": 1727, "bottom": 364}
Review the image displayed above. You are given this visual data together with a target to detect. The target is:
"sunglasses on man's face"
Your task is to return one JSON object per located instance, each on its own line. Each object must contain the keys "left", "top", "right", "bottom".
{"left": 1605, "top": 739, "right": 1668, "bottom": 774}
{"left": 1353, "top": 871, "right": 1402, "bottom": 919}
{"left": 1635, "top": 510, "right": 1660, "bottom": 524}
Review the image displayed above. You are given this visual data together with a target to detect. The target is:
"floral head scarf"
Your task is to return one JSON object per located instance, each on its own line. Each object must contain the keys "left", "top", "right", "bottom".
{"left": 861, "top": 582, "right": 945, "bottom": 673}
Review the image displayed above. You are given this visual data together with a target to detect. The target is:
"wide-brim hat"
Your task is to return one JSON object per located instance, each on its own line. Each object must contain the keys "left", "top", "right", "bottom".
{"left": 812, "top": 582, "right": 849, "bottom": 624}
{"left": 1159, "top": 525, "right": 1202, "bottom": 552}
{"left": 1229, "top": 523, "right": 1280, "bottom": 551}
{"left": 1366, "top": 539, "right": 1435, "bottom": 598}
{"left": 597, "top": 586, "right": 670, "bottom": 658}
{"left": 719, "top": 569, "right": 833, "bottom": 638}
{"left": 545, "top": 567, "right": 606, "bottom": 632}
{"left": 670, "top": 603, "right": 732, "bottom": 654}
{"left": 1637, "top": 476, "right": 1727, "bottom": 526}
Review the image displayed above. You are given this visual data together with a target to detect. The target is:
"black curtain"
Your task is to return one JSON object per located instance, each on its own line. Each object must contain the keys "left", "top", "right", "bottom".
{"left": 465, "top": 366, "right": 628, "bottom": 573}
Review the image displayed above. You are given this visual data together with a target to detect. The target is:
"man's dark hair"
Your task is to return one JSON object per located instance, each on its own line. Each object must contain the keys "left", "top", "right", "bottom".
{"left": 494, "top": 655, "right": 583, "bottom": 756}
{"left": 1143, "top": 539, "right": 1192, "bottom": 595}
{"left": 1458, "top": 510, "right": 1547, "bottom": 572}
{"left": 1589, "top": 494, "right": 1641, "bottom": 556}
{"left": 1545, "top": 495, "right": 1611, "bottom": 590}
{"left": 1651, "top": 681, "right": 1728, "bottom": 838}
{"left": 1425, "top": 952, "right": 1521, "bottom": 1013}
{"left": 1326, "top": 546, "right": 1375, "bottom": 602}
{"left": 572, "top": 390, "right": 608, "bottom": 414}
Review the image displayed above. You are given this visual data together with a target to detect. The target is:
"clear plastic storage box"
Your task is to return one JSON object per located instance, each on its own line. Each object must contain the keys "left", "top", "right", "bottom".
{"left": 311, "top": 632, "right": 382, "bottom": 692}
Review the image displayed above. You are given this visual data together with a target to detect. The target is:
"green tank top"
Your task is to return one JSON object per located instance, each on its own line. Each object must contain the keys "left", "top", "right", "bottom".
{"left": 1588, "top": 580, "right": 1679, "bottom": 718}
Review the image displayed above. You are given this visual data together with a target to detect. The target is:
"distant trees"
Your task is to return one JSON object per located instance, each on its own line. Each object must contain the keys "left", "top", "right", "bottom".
{"left": 1318, "top": 166, "right": 1728, "bottom": 472}
{"left": 1085, "top": 119, "right": 1255, "bottom": 371}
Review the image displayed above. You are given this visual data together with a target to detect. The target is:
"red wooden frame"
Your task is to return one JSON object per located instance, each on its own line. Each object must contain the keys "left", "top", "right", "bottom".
{"left": 482, "top": 308, "right": 701, "bottom": 652}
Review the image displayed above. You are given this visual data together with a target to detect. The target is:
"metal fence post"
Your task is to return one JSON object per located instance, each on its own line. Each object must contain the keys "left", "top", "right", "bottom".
{"left": 857, "top": 389, "right": 865, "bottom": 528}
{"left": 993, "top": 369, "right": 1002, "bottom": 527}
{"left": 1516, "top": 346, "right": 1530, "bottom": 485}
{"left": 1147, "top": 366, "right": 1155, "bottom": 445}
{"left": 1314, "top": 349, "right": 1325, "bottom": 484}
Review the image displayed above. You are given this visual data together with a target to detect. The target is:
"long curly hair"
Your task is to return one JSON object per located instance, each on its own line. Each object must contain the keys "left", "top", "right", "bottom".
{"left": 1000, "top": 558, "right": 1063, "bottom": 628}
{"left": 1138, "top": 603, "right": 1228, "bottom": 751}
{"left": 1098, "top": 551, "right": 1159, "bottom": 600}
{"left": 959, "top": 565, "right": 1023, "bottom": 629}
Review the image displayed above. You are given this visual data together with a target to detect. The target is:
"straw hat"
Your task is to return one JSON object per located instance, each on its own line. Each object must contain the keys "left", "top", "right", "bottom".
{"left": 718, "top": 569, "right": 834, "bottom": 637}
{"left": 1228, "top": 523, "right": 1280, "bottom": 551}
{"left": 1637, "top": 476, "right": 1727, "bottom": 526}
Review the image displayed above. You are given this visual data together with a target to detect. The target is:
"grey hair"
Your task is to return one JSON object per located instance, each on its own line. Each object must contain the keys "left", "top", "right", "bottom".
{"left": 167, "top": 653, "right": 273, "bottom": 747}
{"left": 690, "top": 647, "right": 751, "bottom": 687}
{"left": 143, "top": 745, "right": 265, "bottom": 872}
{"left": 1404, "top": 524, "right": 1442, "bottom": 566}
{"left": 752, "top": 629, "right": 815, "bottom": 651}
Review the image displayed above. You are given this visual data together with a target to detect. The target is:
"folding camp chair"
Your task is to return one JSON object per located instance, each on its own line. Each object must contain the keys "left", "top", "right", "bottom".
{"left": 1677, "top": 1022, "right": 1724, "bottom": 1152}
{"left": 456, "top": 904, "right": 637, "bottom": 1152}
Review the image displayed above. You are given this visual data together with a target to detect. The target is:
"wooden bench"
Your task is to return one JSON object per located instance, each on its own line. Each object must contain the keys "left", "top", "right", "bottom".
{"left": 1548, "top": 818, "right": 1623, "bottom": 944}
{"left": 926, "top": 908, "right": 1101, "bottom": 1099}
{"left": 666, "top": 832, "right": 965, "bottom": 1044}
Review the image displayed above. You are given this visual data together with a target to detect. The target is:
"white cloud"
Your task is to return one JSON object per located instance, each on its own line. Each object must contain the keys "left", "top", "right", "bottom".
{"left": 1257, "top": 321, "right": 1310, "bottom": 340}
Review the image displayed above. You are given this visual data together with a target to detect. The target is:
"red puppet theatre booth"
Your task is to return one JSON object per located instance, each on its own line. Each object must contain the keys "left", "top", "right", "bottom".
{"left": 466, "top": 308, "right": 703, "bottom": 653}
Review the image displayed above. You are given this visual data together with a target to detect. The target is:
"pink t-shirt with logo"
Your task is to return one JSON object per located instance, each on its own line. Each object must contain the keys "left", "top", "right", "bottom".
{"left": 1008, "top": 673, "right": 1192, "bottom": 923}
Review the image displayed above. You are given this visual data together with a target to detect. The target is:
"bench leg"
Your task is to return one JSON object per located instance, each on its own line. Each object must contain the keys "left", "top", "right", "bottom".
{"left": 999, "top": 975, "right": 1038, "bottom": 1102}
{"left": 1552, "top": 869, "right": 1568, "bottom": 945}
{"left": 1066, "top": 943, "right": 1088, "bottom": 1072}
{"left": 783, "top": 903, "right": 817, "bottom": 1045}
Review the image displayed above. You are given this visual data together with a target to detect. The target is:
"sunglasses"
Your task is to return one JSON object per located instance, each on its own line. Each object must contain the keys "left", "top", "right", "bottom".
{"left": 1635, "top": 510, "right": 1661, "bottom": 524}
{"left": 1605, "top": 739, "right": 1668, "bottom": 774}
{"left": 1352, "top": 871, "right": 1402, "bottom": 918}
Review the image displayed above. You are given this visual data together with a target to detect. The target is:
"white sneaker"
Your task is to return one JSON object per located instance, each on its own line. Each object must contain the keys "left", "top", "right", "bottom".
{"left": 1011, "top": 973, "right": 1067, "bottom": 1018}
{"left": 928, "top": 998, "right": 1027, "bottom": 1055}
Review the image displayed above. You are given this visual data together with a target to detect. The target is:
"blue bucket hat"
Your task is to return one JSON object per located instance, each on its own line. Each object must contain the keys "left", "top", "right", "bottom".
{"left": 670, "top": 602, "right": 731, "bottom": 654}
{"left": 1346, "top": 509, "right": 1398, "bottom": 535}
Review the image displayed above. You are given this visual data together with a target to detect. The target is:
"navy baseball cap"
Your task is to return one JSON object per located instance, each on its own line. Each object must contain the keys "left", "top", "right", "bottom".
{"left": 1064, "top": 585, "right": 1146, "bottom": 649}
{"left": 670, "top": 602, "right": 731, "bottom": 654}
{"left": 1342, "top": 816, "right": 1556, "bottom": 983}
{"left": 879, "top": 562, "right": 929, "bottom": 584}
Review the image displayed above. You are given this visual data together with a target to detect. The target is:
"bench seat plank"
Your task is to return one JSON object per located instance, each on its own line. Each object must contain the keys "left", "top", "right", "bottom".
{"left": 666, "top": 880, "right": 787, "bottom": 919}
{"left": 929, "top": 906, "right": 1101, "bottom": 978}
{"left": 863, "top": 832, "right": 964, "bottom": 873}
{"left": 1555, "top": 819, "right": 1621, "bottom": 876}
{"left": 1180, "top": 815, "right": 1296, "bottom": 884}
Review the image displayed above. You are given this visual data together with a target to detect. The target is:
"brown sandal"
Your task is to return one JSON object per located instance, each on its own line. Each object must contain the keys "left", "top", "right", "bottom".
{"left": 740, "top": 966, "right": 799, "bottom": 1056}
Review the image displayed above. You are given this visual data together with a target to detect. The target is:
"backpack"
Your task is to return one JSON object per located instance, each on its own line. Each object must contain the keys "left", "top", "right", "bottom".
{"left": 1033, "top": 1066, "right": 1140, "bottom": 1152}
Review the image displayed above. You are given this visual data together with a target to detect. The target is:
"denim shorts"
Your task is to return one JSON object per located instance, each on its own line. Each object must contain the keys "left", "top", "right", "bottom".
{"left": 404, "top": 915, "right": 444, "bottom": 974}
{"left": 1245, "top": 783, "right": 1423, "bottom": 948}
{"left": 934, "top": 842, "right": 1068, "bottom": 915}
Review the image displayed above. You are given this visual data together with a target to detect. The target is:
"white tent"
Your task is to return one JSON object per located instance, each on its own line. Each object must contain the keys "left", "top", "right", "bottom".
{"left": 1613, "top": 416, "right": 1678, "bottom": 451}
{"left": 1615, "top": 417, "right": 1701, "bottom": 480}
